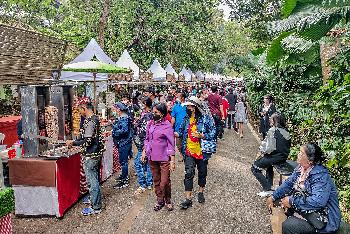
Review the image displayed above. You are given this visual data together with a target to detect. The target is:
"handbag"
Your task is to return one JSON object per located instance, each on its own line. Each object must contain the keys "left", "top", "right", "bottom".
{"left": 300, "top": 210, "right": 328, "bottom": 230}
{"left": 290, "top": 190, "right": 328, "bottom": 230}
{"left": 200, "top": 116, "right": 217, "bottom": 154}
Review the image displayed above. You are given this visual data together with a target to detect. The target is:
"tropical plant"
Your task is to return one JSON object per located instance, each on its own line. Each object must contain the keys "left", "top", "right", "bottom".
{"left": 266, "top": 0, "right": 350, "bottom": 64}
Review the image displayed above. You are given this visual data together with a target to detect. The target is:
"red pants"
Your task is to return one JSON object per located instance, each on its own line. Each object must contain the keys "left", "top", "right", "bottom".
{"left": 149, "top": 160, "right": 171, "bottom": 204}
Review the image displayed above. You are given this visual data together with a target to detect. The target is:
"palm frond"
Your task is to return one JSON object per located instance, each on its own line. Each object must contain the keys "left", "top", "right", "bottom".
{"left": 281, "top": 33, "right": 315, "bottom": 53}
{"left": 269, "top": 4, "right": 350, "bottom": 39}
{"left": 266, "top": 31, "right": 294, "bottom": 64}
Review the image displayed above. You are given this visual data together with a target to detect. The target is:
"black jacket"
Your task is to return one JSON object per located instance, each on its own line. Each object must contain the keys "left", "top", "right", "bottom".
{"left": 225, "top": 93, "right": 237, "bottom": 111}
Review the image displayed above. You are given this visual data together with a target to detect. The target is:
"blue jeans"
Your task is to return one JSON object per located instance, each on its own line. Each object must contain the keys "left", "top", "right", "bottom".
{"left": 134, "top": 150, "right": 153, "bottom": 188}
{"left": 83, "top": 158, "right": 102, "bottom": 210}
{"left": 118, "top": 143, "right": 132, "bottom": 180}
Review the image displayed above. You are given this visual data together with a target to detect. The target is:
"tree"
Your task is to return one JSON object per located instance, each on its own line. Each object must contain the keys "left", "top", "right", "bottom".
{"left": 224, "top": 0, "right": 281, "bottom": 46}
{"left": 98, "top": 0, "right": 111, "bottom": 49}
{"left": 1, "top": 0, "right": 228, "bottom": 72}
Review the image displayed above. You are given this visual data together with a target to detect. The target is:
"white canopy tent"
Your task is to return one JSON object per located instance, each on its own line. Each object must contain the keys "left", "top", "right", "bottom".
{"left": 179, "top": 67, "right": 192, "bottom": 81}
{"left": 195, "top": 71, "right": 205, "bottom": 81}
{"left": 187, "top": 68, "right": 194, "bottom": 77}
{"left": 147, "top": 59, "right": 166, "bottom": 81}
{"left": 60, "top": 39, "right": 114, "bottom": 81}
{"left": 165, "top": 63, "right": 178, "bottom": 79}
{"left": 115, "top": 50, "right": 140, "bottom": 80}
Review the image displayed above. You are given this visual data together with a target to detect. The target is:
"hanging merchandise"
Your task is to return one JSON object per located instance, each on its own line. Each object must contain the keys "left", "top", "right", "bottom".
{"left": 45, "top": 106, "right": 59, "bottom": 141}
{"left": 72, "top": 107, "right": 81, "bottom": 137}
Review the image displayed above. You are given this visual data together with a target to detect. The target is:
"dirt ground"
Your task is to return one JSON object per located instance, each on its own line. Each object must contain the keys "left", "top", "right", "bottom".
{"left": 12, "top": 125, "right": 272, "bottom": 234}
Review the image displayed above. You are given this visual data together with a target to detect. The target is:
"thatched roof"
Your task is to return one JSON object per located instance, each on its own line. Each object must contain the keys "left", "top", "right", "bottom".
{"left": 0, "top": 24, "right": 68, "bottom": 85}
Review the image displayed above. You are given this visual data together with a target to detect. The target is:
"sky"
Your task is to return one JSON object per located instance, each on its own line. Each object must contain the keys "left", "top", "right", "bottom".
{"left": 218, "top": 2, "right": 231, "bottom": 21}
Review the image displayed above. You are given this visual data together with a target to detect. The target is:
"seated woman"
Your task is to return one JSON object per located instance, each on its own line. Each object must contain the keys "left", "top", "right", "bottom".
{"left": 251, "top": 112, "right": 291, "bottom": 197}
{"left": 267, "top": 143, "right": 341, "bottom": 234}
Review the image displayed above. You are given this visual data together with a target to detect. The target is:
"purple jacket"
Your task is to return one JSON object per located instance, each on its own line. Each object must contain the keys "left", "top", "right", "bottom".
{"left": 144, "top": 120, "right": 175, "bottom": 162}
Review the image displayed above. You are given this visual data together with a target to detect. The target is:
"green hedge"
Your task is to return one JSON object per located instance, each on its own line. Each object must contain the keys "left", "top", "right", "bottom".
{"left": 0, "top": 188, "right": 14, "bottom": 218}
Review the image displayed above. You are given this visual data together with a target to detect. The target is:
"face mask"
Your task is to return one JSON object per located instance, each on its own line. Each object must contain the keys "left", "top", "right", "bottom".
{"left": 176, "top": 98, "right": 181, "bottom": 103}
{"left": 186, "top": 108, "right": 193, "bottom": 117}
{"left": 153, "top": 114, "right": 161, "bottom": 121}
{"left": 112, "top": 111, "right": 117, "bottom": 117}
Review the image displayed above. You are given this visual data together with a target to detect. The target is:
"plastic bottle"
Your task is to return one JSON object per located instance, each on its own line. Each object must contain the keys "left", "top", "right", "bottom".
{"left": 14, "top": 143, "right": 21, "bottom": 158}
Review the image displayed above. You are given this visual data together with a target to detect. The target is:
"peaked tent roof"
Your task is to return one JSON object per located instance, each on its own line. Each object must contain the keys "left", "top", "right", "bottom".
{"left": 195, "top": 71, "right": 205, "bottom": 80}
{"left": 61, "top": 38, "right": 114, "bottom": 81}
{"left": 179, "top": 67, "right": 191, "bottom": 81}
{"left": 165, "top": 63, "right": 178, "bottom": 79}
{"left": 147, "top": 59, "right": 166, "bottom": 81}
{"left": 187, "top": 68, "right": 194, "bottom": 77}
{"left": 115, "top": 50, "right": 140, "bottom": 79}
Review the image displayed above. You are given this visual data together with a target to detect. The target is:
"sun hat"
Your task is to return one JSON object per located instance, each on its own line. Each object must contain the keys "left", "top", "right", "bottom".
{"left": 182, "top": 96, "right": 204, "bottom": 113}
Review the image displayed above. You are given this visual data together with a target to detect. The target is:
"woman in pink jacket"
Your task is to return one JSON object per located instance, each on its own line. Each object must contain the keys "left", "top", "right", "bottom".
{"left": 142, "top": 103, "right": 176, "bottom": 211}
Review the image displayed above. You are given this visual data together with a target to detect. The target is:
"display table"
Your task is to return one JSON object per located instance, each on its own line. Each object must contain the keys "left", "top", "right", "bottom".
{"left": 9, "top": 154, "right": 81, "bottom": 217}
{"left": 0, "top": 116, "right": 21, "bottom": 148}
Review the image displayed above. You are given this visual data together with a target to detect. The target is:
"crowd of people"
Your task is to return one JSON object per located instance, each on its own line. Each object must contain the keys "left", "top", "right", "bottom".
{"left": 66, "top": 82, "right": 342, "bottom": 234}
{"left": 68, "top": 82, "right": 247, "bottom": 215}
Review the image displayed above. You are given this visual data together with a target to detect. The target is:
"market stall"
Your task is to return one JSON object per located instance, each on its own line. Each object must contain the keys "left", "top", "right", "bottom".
{"left": 8, "top": 83, "right": 117, "bottom": 217}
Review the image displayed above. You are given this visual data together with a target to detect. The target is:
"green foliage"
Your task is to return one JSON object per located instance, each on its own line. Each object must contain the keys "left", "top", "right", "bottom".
{"left": 1, "top": 0, "right": 226, "bottom": 72}
{"left": 0, "top": 85, "right": 20, "bottom": 117}
{"left": 267, "top": 0, "right": 350, "bottom": 65}
{"left": 266, "top": 31, "right": 293, "bottom": 64}
{"left": 281, "top": 0, "right": 297, "bottom": 18}
{"left": 246, "top": 44, "right": 350, "bottom": 220}
{"left": 0, "top": 188, "right": 15, "bottom": 218}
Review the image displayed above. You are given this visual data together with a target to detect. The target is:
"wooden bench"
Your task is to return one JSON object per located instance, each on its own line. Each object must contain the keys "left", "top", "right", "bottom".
{"left": 273, "top": 160, "right": 298, "bottom": 185}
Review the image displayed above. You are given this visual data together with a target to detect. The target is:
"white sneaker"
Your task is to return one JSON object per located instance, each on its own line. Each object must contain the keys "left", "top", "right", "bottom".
{"left": 257, "top": 191, "right": 274, "bottom": 198}
{"left": 134, "top": 186, "right": 146, "bottom": 195}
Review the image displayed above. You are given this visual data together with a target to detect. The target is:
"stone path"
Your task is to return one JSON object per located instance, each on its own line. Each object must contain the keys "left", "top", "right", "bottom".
{"left": 13, "top": 125, "right": 272, "bottom": 234}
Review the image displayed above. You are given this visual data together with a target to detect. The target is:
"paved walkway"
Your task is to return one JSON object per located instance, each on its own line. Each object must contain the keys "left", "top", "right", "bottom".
{"left": 13, "top": 126, "right": 272, "bottom": 234}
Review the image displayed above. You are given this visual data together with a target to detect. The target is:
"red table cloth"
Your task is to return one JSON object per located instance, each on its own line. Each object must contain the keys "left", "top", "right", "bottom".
{"left": 0, "top": 116, "right": 21, "bottom": 148}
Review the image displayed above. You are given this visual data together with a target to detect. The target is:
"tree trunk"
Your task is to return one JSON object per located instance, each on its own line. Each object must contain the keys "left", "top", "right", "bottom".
{"left": 98, "top": 0, "right": 110, "bottom": 49}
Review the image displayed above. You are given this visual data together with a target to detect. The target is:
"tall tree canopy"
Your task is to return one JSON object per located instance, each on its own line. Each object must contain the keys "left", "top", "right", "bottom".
{"left": 1, "top": 0, "right": 227, "bottom": 72}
